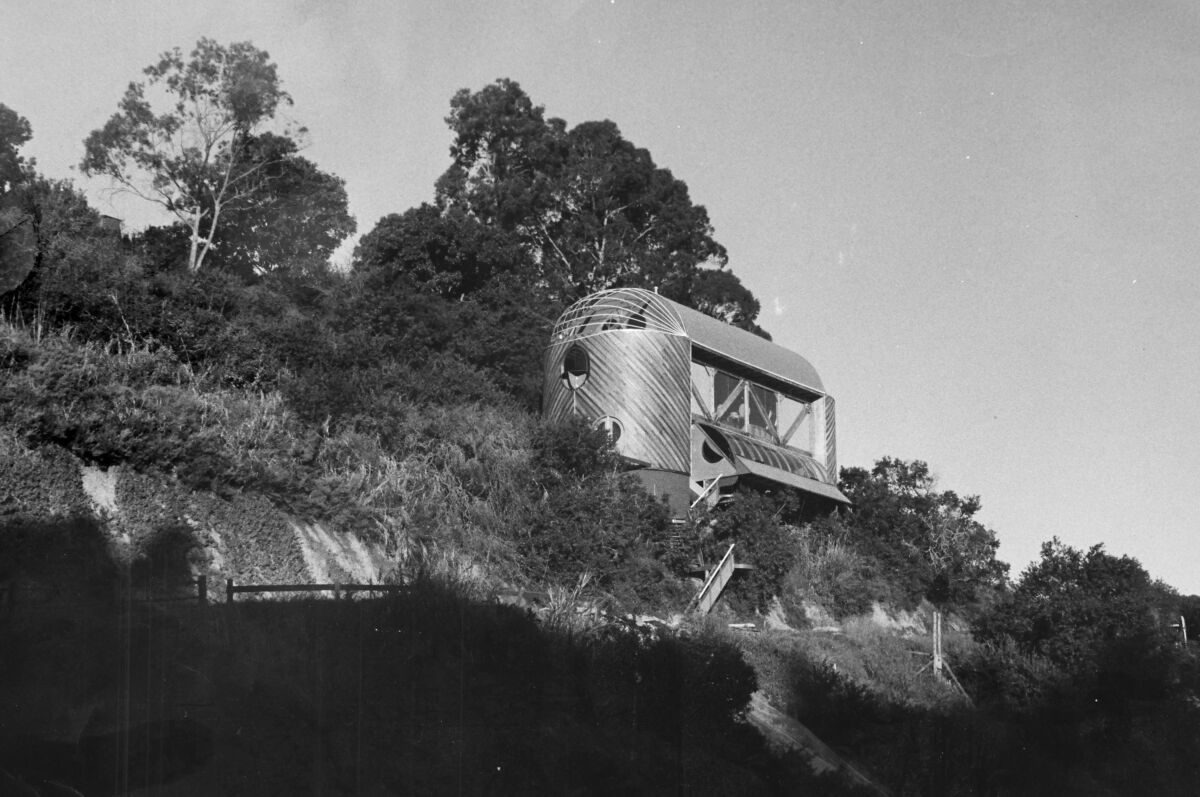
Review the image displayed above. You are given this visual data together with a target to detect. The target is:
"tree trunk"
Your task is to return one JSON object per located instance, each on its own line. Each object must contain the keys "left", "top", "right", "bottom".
{"left": 186, "top": 207, "right": 202, "bottom": 272}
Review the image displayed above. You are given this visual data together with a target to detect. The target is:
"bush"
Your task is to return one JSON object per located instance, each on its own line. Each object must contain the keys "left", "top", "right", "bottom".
{"left": 782, "top": 520, "right": 875, "bottom": 619}
{"left": 522, "top": 472, "right": 673, "bottom": 601}
{"left": 704, "top": 490, "right": 798, "bottom": 611}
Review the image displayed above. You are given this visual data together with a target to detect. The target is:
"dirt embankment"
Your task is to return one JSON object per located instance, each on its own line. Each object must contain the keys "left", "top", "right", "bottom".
{"left": 1, "top": 435, "right": 390, "bottom": 592}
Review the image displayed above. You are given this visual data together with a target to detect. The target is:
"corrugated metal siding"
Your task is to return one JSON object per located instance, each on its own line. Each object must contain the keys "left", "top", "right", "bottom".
{"left": 550, "top": 288, "right": 826, "bottom": 396}
{"left": 544, "top": 330, "right": 691, "bottom": 474}
{"left": 823, "top": 396, "right": 837, "bottom": 484}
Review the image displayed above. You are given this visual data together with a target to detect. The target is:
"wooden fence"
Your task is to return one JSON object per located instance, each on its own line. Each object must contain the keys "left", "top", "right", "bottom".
{"left": 222, "top": 577, "right": 408, "bottom": 603}
{"left": 0, "top": 575, "right": 548, "bottom": 613}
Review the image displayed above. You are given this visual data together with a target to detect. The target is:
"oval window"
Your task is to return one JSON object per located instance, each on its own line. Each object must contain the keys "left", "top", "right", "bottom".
{"left": 594, "top": 416, "right": 622, "bottom": 445}
{"left": 561, "top": 345, "right": 590, "bottom": 390}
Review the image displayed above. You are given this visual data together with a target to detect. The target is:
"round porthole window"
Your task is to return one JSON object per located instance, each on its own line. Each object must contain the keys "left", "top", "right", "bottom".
{"left": 561, "top": 345, "right": 590, "bottom": 390}
{"left": 594, "top": 416, "right": 622, "bottom": 445}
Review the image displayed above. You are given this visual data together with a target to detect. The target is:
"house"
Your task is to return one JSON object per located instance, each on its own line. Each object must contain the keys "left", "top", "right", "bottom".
{"left": 543, "top": 288, "right": 848, "bottom": 519}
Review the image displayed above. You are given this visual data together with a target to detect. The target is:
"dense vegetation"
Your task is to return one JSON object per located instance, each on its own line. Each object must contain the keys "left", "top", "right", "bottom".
{"left": 4, "top": 41, "right": 1200, "bottom": 795}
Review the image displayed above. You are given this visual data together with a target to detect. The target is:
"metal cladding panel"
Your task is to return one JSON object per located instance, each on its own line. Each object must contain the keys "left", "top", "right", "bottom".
{"left": 823, "top": 396, "right": 837, "bottom": 483}
{"left": 550, "top": 287, "right": 826, "bottom": 397}
{"left": 544, "top": 329, "right": 691, "bottom": 474}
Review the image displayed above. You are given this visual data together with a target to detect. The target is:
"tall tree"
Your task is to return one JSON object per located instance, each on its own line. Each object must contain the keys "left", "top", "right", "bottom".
{"left": 434, "top": 79, "right": 735, "bottom": 308}
{"left": 688, "top": 268, "right": 770, "bottom": 339}
{"left": 81, "top": 39, "right": 299, "bottom": 272}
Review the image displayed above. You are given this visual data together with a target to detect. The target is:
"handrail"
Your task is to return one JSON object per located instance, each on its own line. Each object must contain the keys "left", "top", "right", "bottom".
{"left": 690, "top": 543, "right": 736, "bottom": 614}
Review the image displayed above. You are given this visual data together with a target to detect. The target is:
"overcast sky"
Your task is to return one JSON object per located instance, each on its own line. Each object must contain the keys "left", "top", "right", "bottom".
{"left": 4, "top": 0, "right": 1199, "bottom": 592}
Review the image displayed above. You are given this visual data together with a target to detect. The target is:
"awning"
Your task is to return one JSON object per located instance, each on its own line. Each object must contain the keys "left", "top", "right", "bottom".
{"left": 733, "top": 457, "right": 850, "bottom": 504}
{"left": 697, "top": 422, "right": 850, "bottom": 504}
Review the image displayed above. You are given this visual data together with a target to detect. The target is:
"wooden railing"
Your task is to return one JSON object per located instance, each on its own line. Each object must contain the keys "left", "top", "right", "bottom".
{"left": 691, "top": 543, "right": 737, "bottom": 614}
{"left": 224, "top": 578, "right": 407, "bottom": 603}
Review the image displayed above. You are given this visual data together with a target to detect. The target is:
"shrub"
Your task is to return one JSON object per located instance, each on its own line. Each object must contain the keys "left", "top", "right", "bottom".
{"left": 705, "top": 490, "right": 798, "bottom": 611}
{"left": 956, "top": 637, "right": 1067, "bottom": 716}
{"left": 782, "top": 521, "right": 874, "bottom": 619}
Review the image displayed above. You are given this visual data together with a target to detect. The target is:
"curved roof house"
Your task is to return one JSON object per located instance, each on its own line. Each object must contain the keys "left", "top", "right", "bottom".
{"left": 543, "top": 288, "right": 847, "bottom": 517}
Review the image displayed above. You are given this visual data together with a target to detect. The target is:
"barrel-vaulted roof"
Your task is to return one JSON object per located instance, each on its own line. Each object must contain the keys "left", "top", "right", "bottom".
{"left": 550, "top": 287, "right": 825, "bottom": 396}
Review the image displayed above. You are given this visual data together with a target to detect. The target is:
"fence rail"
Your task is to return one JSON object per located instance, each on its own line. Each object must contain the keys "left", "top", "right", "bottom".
{"left": 224, "top": 578, "right": 409, "bottom": 603}
{"left": 1, "top": 576, "right": 547, "bottom": 612}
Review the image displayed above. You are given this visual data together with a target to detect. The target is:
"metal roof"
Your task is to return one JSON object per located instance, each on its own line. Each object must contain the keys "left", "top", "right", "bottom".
{"left": 551, "top": 288, "right": 826, "bottom": 396}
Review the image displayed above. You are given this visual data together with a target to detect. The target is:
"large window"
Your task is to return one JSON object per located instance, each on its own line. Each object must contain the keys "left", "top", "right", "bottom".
{"left": 691, "top": 362, "right": 812, "bottom": 452}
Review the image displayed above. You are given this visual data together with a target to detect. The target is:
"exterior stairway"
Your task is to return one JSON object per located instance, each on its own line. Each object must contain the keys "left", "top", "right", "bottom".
{"left": 691, "top": 543, "right": 737, "bottom": 614}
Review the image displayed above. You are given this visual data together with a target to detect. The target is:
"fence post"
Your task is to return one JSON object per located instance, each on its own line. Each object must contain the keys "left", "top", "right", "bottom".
{"left": 226, "top": 578, "right": 234, "bottom": 605}
{"left": 197, "top": 575, "right": 207, "bottom": 604}
{"left": 334, "top": 583, "right": 342, "bottom": 600}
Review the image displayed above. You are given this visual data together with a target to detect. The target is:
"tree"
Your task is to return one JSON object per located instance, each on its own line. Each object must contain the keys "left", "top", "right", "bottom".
{"left": 838, "top": 457, "right": 1008, "bottom": 604}
{"left": 206, "top": 133, "right": 355, "bottom": 279}
{"left": 0, "top": 103, "right": 34, "bottom": 192}
{"left": 976, "top": 538, "right": 1175, "bottom": 680}
{"left": 1, "top": 109, "right": 92, "bottom": 299}
{"left": 1, "top": 103, "right": 35, "bottom": 293}
{"left": 434, "top": 79, "right": 738, "bottom": 309}
{"left": 0, "top": 189, "right": 36, "bottom": 296}
{"left": 353, "top": 203, "right": 521, "bottom": 296}
{"left": 688, "top": 268, "right": 770, "bottom": 339}
{"left": 81, "top": 38, "right": 299, "bottom": 272}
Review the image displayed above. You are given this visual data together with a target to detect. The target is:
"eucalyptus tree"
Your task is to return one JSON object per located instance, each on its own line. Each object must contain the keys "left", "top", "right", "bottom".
{"left": 433, "top": 79, "right": 737, "bottom": 310}
{"left": 81, "top": 39, "right": 302, "bottom": 273}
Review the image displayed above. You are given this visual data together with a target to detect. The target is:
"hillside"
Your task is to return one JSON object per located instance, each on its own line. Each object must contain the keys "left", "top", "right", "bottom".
{"left": 5, "top": 320, "right": 1200, "bottom": 796}
{"left": 5, "top": 76, "right": 1200, "bottom": 795}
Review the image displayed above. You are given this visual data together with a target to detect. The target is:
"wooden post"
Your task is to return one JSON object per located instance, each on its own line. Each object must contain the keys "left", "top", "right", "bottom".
{"left": 197, "top": 575, "right": 207, "bottom": 604}
{"left": 226, "top": 578, "right": 234, "bottom": 605}
{"left": 932, "top": 610, "right": 944, "bottom": 680}
{"left": 334, "top": 583, "right": 342, "bottom": 601}
{"left": 1182, "top": 615, "right": 1189, "bottom": 646}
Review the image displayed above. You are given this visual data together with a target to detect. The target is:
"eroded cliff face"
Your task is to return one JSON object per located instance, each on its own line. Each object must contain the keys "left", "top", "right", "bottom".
{"left": 1, "top": 433, "right": 392, "bottom": 593}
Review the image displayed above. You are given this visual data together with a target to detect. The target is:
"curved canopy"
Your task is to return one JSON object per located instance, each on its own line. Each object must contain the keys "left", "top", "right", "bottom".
{"left": 551, "top": 287, "right": 825, "bottom": 395}
{"left": 699, "top": 422, "right": 850, "bottom": 504}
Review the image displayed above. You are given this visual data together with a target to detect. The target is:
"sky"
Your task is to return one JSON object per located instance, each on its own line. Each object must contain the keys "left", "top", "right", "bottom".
{"left": 4, "top": 0, "right": 1199, "bottom": 592}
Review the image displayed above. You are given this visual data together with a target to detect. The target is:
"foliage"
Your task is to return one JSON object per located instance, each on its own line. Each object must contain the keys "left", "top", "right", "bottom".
{"left": 782, "top": 518, "right": 877, "bottom": 619}
{"left": 3, "top": 177, "right": 119, "bottom": 311}
{"left": 974, "top": 538, "right": 1177, "bottom": 681}
{"left": 529, "top": 413, "right": 621, "bottom": 484}
{"left": 373, "top": 78, "right": 765, "bottom": 333}
{"left": 837, "top": 457, "right": 1009, "bottom": 607}
{"left": 0, "top": 102, "right": 33, "bottom": 190}
{"left": 353, "top": 203, "right": 521, "bottom": 296}
{"left": 955, "top": 636, "right": 1068, "bottom": 717}
{"left": 522, "top": 417, "right": 678, "bottom": 605}
{"left": 703, "top": 490, "right": 799, "bottom": 610}
{"left": 81, "top": 38, "right": 301, "bottom": 272}
{"left": 203, "top": 133, "right": 355, "bottom": 279}
{"left": 0, "top": 103, "right": 37, "bottom": 295}
{"left": 689, "top": 267, "right": 771, "bottom": 338}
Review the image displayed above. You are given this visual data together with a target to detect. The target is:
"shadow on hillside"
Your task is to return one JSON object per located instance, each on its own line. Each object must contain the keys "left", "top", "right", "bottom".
{"left": 775, "top": 634, "right": 1200, "bottom": 797}
{"left": 0, "top": 516, "right": 863, "bottom": 796}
